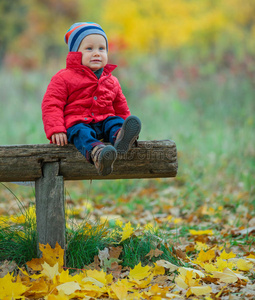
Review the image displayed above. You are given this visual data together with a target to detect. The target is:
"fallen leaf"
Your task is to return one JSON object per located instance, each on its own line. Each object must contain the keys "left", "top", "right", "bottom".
{"left": 146, "top": 248, "right": 163, "bottom": 259}
{"left": 178, "top": 267, "right": 205, "bottom": 278}
{"left": 108, "top": 261, "right": 122, "bottom": 279}
{"left": 150, "top": 284, "right": 169, "bottom": 297}
{"left": 215, "top": 258, "right": 235, "bottom": 271}
{"left": 212, "top": 268, "right": 248, "bottom": 284}
{"left": 0, "top": 273, "right": 29, "bottom": 299}
{"left": 84, "top": 269, "right": 112, "bottom": 285}
{"left": 0, "top": 260, "right": 17, "bottom": 278}
{"left": 40, "top": 243, "right": 64, "bottom": 271}
{"left": 98, "top": 247, "right": 110, "bottom": 267}
{"left": 155, "top": 260, "right": 178, "bottom": 272}
{"left": 152, "top": 263, "right": 165, "bottom": 276}
{"left": 109, "top": 246, "right": 123, "bottom": 259}
{"left": 236, "top": 258, "right": 253, "bottom": 271}
{"left": 129, "top": 262, "right": 152, "bottom": 280}
{"left": 56, "top": 281, "right": 81, "bottom": 295}
{"left": 41, "top": 262, "right": 60, "bottom": 279}
{"left": 24, "top": 277, "right": 49, "bottom": 298}
{"left": 219, "top": 249, "right": 236, "bottom": 260}
{"left": 195, "top": 249, "right": 215, "bottom": 263}
{"left": 189, "top": 229, "right": 214, "bottom": 236}
{"left": 46, "top": 290, "right": 70, "bottom": 300}
{"left": 236, "top": 226, "right": 255, "bottom": 235}
{"left": 110, "top": 281, "right": 129, "bottom": 300}
{"left": 187, "top": 285, "right": 212, "bottom": 297}
{"left": 120, "top": 222, "right": 134, "bottom": 242}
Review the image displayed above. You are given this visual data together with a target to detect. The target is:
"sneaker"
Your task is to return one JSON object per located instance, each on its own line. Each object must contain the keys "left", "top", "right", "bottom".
{"left": 114, "top": 115, "right": 141, "bottom": 154}
{"left": 91, "top": 145, "right": 117, "bottom": 176}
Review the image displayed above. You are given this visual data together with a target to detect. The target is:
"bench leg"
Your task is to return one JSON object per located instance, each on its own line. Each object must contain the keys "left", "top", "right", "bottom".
{"left": 35, "top": 162, "right": 65, "bottom": 261}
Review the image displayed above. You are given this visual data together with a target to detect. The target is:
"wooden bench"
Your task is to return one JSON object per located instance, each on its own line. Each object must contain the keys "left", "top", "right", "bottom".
{"left": 0, "top": 140, "right": 178, "bottom": 255}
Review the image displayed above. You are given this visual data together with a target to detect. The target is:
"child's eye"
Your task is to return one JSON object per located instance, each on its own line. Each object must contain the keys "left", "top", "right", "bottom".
{"left": 86, "top": 47, "right": 92, "bottom": 50}
{"left": 99, "top": 47, "right": 105, "bottom": 51}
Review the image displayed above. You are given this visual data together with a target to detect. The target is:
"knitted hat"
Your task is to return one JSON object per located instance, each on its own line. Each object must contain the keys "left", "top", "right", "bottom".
{"left": 64, "top": 22, "right": 108, "bottom": 52}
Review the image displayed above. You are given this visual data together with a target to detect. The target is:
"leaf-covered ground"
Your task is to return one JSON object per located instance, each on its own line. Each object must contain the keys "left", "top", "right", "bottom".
{"left": 0, "top": 178, "right": 254, "bottom": 299}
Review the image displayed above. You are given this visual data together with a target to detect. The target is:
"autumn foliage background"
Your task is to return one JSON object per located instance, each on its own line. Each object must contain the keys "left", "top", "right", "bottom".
{"left": 0, "top": 0, "right": 255, "bottom": 299}
{"left": 2, "top": 0, "right": 255, "bottom": 68}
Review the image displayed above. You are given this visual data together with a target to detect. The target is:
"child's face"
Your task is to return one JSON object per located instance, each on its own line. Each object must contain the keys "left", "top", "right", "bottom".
{"left": 78, "top": 34, "right": 108, "bottom": 71}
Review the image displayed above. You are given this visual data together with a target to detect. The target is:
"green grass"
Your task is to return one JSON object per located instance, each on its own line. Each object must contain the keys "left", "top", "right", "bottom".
{"left": 0, "top": 226, "right": 37, "bottom": 265}
{"left": 66, "top": 220, "right": 114, "bottom": 269}
{"left": 0, "top": 201, "right": 182, "bottom": 269}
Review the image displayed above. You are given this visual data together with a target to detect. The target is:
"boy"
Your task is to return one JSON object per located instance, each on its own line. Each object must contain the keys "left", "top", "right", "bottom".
{"left": 42, "top": 22, "right": 141, "bottom": 176}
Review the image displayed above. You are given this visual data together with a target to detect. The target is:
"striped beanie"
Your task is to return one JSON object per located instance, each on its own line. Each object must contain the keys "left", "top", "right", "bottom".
{"left": 64, "top": 22, "right": 108, "bottom": 52}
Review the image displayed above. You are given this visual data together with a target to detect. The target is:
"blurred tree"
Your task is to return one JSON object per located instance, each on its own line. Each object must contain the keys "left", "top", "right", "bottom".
{"left": 2, "top": 0, "right": 80, "bottom": 69}
{"left": 101, "top": 0, "right": 255, "bottom": 56}
{"left": 0, "top": 0, "right": 28, "bottom": 65}
{"left": 2, "top": 0, "right": 255, "bottom": 69}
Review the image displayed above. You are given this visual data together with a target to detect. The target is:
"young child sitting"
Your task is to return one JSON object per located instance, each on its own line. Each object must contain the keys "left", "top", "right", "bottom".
{"left": 42, "top": 22, "right": 141, "bottom": 176}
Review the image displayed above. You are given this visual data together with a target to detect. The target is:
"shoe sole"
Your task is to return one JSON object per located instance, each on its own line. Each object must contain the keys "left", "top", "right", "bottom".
{"left": 114, "top": 116, "right": 141, "bottom": 154}
{"left": 98, "top": 145, "right": 117, "bottom": 176}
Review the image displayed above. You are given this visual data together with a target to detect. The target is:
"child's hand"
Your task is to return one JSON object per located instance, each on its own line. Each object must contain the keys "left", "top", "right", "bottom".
{"left": 51, "top": 133, "right": 68, "bottom": 146}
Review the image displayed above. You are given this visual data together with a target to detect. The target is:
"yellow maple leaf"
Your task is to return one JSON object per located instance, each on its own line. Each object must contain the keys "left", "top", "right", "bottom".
{"left": 78, "top": 282, "right": 106, "bottom": 298}
{"left": 155, "top": 260, "right": 178, "bottom": 272}
{"left": 195, "top": 242, "right": 209, "bottom": 251}
{"left": 18, "top": 266, "right": 43, "bottom": 279}
{"left": 196, "top": 249, "right": 215, "bottom": 263}
{"left": 175, "top": 269, "right": 201, "bottom": 290}
{"left": 175, "top": 274, "right": 188, "bottom": 289}
{"left": 150, "top": 284, "right": 170, "bottom": 297}
{"left": 120, "top": 222, "right": 134, "bottom": 242}
{"left": 56, "top": 281, "right": 81, "bottom": 295}
{"left": 46, "top": 290, "right": 69, "bottom": 300}
{"left": 132, "top": 273, "right": 154, "bottom": 289}
{"left": 212, "top": 268, "right": 248, "bottom": 283}
{"left": 83, "top": 276, "right": 105, "bottom": 288}
{"left": 24, "top": 277, "right": 49, "bottom": 298}
{"left": 129, "top": 262, "right": 152, "bottom": 281}
{"left": 26, "top": 257, "right": 44, "bottom": 271}
{"left": 215, "top": 258, "right": 235, "bottom": 272}
{"left": 42, "top": 262, "right": 60, "bottom": 279}
{"left": 0, "top": 273, "right": 29, "bottom": 299}
{"left": 26, "top": 242, "right": 64, "bottom": 273}
{"left": 152, "top": 263, "right": 165, "bottom": 276}
{"left": 187, "top": 285, "right": 212, "bottom": 297}
{"left": 219, "top": 249, "right": 236, "bottom": 260}
{"left": 203, "top": 263, "right": 218, "bottom": 273}
{"left": 40, "top": 243, "right": 64, "bottom": 271}
{"left": 115, "top": 219, "right": 123, "bottom": 227}
{"left": 189, "top": 229, "right": 213, "bottom": 236}
{"left": 84, "top": 269, "right": 112, "bottom": 285}
{"left": 178, "top": 267, "right": 205, "bottom": 278}
{"left": 236, "top": 259, "right": 253, "bottom": 271}
{"left": 110, "top": 281, "right": 129, "bottom": 300}
{"left": 55, "top": 269, "right": 84, "bottom": 286}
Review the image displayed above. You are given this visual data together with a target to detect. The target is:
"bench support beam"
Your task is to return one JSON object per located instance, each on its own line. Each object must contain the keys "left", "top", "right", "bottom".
{"left": 35, "top": 162, "right": 65, "bottom": 259}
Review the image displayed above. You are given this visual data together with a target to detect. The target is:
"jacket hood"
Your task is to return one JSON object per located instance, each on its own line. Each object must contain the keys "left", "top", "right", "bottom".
{"left": 66, "top": 52, "right": 117, "bottom": 74}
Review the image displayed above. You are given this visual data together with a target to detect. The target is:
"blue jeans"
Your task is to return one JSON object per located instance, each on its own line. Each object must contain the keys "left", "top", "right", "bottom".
{"left": 67, "top": 116, "right": 124, "bottom": 163}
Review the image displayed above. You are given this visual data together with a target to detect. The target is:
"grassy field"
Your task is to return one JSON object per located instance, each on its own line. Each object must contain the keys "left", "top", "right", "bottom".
{"left": 0, "top": 56, "right": 254, "bottom": 298}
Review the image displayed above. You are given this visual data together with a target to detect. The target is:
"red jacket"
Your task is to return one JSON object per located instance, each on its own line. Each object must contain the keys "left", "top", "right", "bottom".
{"left": 42, "top": 52, "right": 131, "bottom": 140}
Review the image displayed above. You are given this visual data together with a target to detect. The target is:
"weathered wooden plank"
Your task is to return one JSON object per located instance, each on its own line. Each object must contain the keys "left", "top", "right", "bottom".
{"left": 35, "top": 162, "right": 65, "bottom": 256}
{"left": 0, "top": 140, "right": 178, "bottom": 181}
